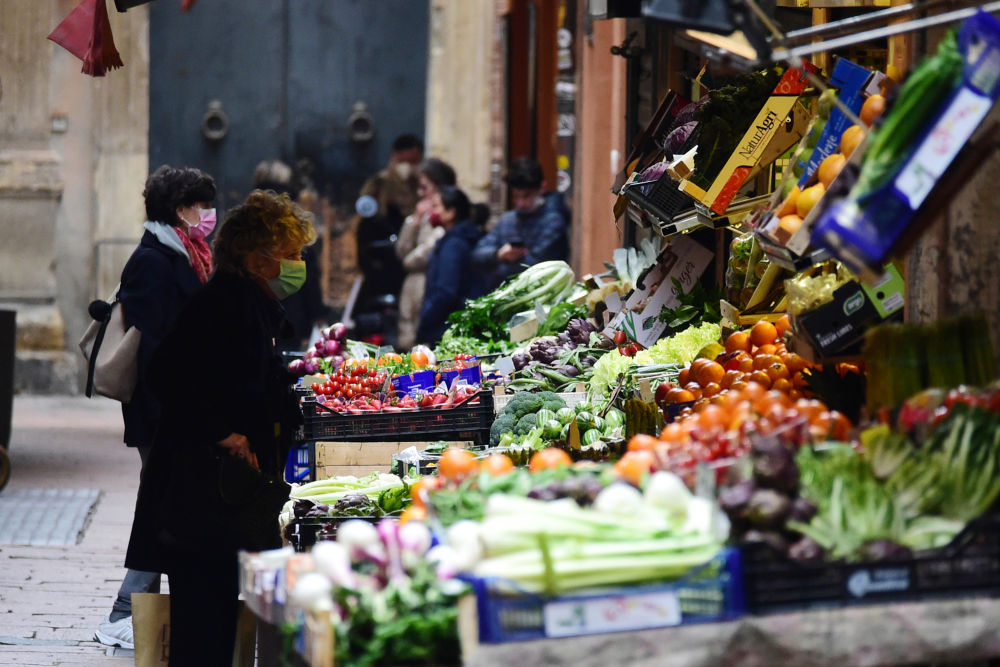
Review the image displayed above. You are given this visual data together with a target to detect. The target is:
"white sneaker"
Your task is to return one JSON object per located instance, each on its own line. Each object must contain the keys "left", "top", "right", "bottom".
{"left": 95, "top": 615, "right": 134, "bottom": 650}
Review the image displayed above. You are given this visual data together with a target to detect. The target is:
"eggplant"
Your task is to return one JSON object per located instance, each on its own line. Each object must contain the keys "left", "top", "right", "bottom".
{"left": 788, "top": 497, "right": 818, "bottom": 523}
{"left": 744, "top": 489, "right": 792, "bottom": 530}
{"left": 580, "top": 355, "right": 597, "bottom": 367}
{"left": 751, "top": 438, "right": 800, "bottom": 495}
{"left": 788, "top": 536, "right": 825, "bottom": 562}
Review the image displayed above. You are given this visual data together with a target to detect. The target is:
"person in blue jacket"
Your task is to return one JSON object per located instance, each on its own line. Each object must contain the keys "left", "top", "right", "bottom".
{"left": 95, "top": 165, "right": 216, "bottom": 650}
{"left": 417, "top": 187, "right": 487, "bottom": 345}
{"left": 471, "top": 156, "right": 570, "bottom": 290}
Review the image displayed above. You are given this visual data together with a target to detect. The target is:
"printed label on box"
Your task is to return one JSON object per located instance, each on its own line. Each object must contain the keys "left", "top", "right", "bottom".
{"left": 543, "top": 590, "right": 682, "bottom": 638}
{"left": 603, "top": 236, "right": 713, "bottom": 346}
{"left": 895, "top": 87, "right": 992, "bottom": 210}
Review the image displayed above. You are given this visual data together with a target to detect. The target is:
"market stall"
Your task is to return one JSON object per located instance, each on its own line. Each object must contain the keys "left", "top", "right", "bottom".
{"left": 236, "top": 6, "right": 1000, "bottom": 665}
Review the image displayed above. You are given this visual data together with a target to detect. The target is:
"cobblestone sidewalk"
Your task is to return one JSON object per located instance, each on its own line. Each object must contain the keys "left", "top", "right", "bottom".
{"left": 0, "top": 396, "right": 139, "bottom": 665}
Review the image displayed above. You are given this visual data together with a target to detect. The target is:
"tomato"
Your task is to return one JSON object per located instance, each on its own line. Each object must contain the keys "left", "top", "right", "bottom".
{"left": 613, "top": 330, "right": 627, "bottom": 345}
{"left": 368, "top": 369, "right": 377, "bottom": 378}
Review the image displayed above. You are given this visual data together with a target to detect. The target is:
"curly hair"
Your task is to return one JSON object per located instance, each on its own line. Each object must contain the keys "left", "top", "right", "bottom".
{"left": 143, "top": 165, "right": 217, "bottom": 226}
{"left": 213, "top": 190, "right": 316, "bottom": 275}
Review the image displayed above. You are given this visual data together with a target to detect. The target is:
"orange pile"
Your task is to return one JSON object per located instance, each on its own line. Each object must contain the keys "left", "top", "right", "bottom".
{"left": 774, "top": 93, "right": 887, "bottom": 229}
{"left": 660, "top": 317, "right": 812, "bottom": 408}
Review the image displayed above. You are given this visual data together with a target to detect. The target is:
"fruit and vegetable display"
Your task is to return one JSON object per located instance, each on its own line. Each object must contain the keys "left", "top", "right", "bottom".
{"left": 287, "top": 520, "right": 464, "bottom": 667}
{"left": 488, "top": 392, "right": 626, "bottom": 462}
{"left": 720, "top": 383, "right": 1000, "bottom": 564}
{"left": 506, "top": 319, "right": 609, "bottom": 392}
{"left": 408, "top": 447, "right": 726, "bottom": 594}
{"left": 439, "top": 260, "right": 581, "bottom": 349}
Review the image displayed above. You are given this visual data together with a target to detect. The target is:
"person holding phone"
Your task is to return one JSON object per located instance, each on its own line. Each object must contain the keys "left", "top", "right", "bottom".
{"left": 471, "top": 156, "right": 571, "bottom": 290}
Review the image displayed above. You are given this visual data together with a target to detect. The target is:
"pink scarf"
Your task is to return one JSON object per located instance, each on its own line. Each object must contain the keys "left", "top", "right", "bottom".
{"left": 175, "top": 227, "right": 213, "bottom": 284}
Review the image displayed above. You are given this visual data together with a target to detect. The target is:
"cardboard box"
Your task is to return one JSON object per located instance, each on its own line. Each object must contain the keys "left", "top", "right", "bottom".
{"left": 678, "top": 66, "right": 815, "bottom": 215}
{"left": 602, "top": 235, "right": 713, "bottom": 347}
{"left": 791, "top": 265, "right": 904, "bottom": 357}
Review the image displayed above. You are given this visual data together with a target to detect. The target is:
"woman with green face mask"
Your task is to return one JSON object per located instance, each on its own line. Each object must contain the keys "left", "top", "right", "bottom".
{"left": 122, "top": 189, "right": 315, "bottom": 666}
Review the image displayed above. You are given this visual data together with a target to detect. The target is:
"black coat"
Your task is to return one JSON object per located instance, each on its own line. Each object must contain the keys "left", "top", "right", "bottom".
{"left": 417, "top": 219, "right": 486, "bottom": 345}
{"left": 125, "top": 269, "right": 301, "bottom": 573}
{"left": 118, "top": 230, "right": 203, "bottom": 447}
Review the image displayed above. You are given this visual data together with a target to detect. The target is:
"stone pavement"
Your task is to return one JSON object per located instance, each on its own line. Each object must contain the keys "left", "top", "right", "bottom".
{"left": 0, "top": 396, "right": 142, "bottom": 665}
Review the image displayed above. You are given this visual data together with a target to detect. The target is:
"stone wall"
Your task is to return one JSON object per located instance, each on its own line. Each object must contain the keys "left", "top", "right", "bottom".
{"left": 0, "top": 2, "right": 149, "bottom": 394}
{"left": 424, "top": 0, "right": 499, "bottom": 206}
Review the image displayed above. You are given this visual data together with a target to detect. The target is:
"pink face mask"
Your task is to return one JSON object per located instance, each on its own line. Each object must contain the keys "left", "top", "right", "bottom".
{"left": 189, "top": 208, "right": 217, "bottom": 240}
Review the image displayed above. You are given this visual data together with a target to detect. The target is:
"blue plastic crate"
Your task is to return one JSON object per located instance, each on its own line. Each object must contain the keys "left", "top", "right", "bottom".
{"left": 466, "top": 547, "right": 745, "bottom": 643}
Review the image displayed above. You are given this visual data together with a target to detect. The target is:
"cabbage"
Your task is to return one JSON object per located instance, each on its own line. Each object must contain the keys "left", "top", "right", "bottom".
{"left": 634, "top": 322, "right": 722, "bottom": 366}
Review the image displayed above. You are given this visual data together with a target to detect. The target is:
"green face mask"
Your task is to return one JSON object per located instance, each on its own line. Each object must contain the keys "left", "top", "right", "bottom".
{"left": 267, "top": 258, "right": 307, "bottom": 300}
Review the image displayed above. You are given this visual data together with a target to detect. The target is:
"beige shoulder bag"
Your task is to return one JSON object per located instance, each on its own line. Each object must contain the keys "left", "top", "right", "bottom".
{"left": 78, "top": 285, "right": 141, "bottom": 402}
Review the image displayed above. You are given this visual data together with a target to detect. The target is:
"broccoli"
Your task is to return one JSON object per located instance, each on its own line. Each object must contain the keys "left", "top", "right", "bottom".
{"left": 507, "top": 392, "right": 543, "bottom": 419}
{"left": 490, "top": 413, "right": 517, "bottom": 447}
{"left": 514, "top": 413, "right": 538, "bottom": 436}
{"left": 537, "top": 390, "right": 567, "bottom": 414}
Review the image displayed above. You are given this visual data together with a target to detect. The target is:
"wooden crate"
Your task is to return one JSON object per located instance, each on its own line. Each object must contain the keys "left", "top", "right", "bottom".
{"left": 312, "top": 440, "right": 473, "bottom": 480}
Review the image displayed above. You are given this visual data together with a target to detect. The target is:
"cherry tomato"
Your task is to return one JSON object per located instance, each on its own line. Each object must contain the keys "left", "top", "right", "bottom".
{"left": 613, "top": 330, "right": 627, "bottom": 345}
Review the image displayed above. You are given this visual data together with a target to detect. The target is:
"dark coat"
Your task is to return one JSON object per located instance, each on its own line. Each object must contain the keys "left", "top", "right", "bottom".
{"left": 118, "top": 230, "right": 203, "bottom": 448}
{"left": 417, "top": 219, "right": 486, "bottom": 345}
{"left": 471, "top": 191, "right": 571, "bottom": 291}
{"left": 124, "top": 269, "right": 301, "bottom": 573}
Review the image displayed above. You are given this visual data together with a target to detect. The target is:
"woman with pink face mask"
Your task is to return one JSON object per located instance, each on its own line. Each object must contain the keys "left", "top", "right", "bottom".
{"left": 94, "top": 165, "right": 216, "bottom": 651}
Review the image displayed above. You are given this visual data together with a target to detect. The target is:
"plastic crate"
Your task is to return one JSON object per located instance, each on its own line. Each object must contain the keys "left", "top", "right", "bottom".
{"left": 466, "top": 548, "right": 744, "bottom": 643}
{"left": 301, "top": 391, "right": 494, "bottom": 444}
{"left": 742, "top": 516, "right": 1000, "bottom": 615}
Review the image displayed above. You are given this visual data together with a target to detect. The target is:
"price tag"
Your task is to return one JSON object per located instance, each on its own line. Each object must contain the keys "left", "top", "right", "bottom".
{"left": 495, "top": 356, "right": 516, "bottom": 375}
{"left": 349, "top": 342, "right": 368, "bottom": 360}
{"left": 543, "top": 590, "right": 681, "bottom": 638}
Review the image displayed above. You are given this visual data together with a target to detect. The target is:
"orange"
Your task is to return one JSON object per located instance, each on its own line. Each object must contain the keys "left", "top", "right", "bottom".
{"left": 750, "top": 320, "right": 778, "bottom": 348}
{"left": 725, "top": 331, "right": 752, "bottom": 354}
{"left": 778, "top": 214, "right": 803, "bottom": 240}
{"left": 796, "top": 183, "right": 826, "bottom": 218}
{"left": 668, "top": 387, "right": 696, "bottom": 403}
{"left": 749, "top": 371, "right": 772, "bottom": 389}
{"left": 480, "top": 453, "right": 515, "bottom": 476}
{"left": 702, "top": 382, "right": 722, "bottom": 398}
{"left": 409, "top": 476, "right": 441, "bottom": 508}
{"left": 529, "top": 448, "right": 573, "bottom": 473}
{"left": 772, "top": 378, "right": 793, "bottom": 393}
{"left": 399, "top": 505, "right": 427, "bottom": 524}
{"left": 766, "top": 362, "right": 790, "bottom": 382}
{"left": 860, "top": 94, "right": 885, "bottom": 126}
{"left": 721, "top": 370, "right": 742, "bottom": 389}
{"left": 627, "top": 434, "right": 660, "bottom": 452}
{"left": 755, "top": 343, "right": 778, "bottom": 357}
{"left": 737, "top": 355, "right": 755, "bottom": 373}
{"left": 840, "top": 124, "right": 865, "bottom": 157}
{"left": 753, "top": 354, "right": 782, "bottom": 371}
{"left": 677, "top": 366, "right": 691, "bottom": 386}
{"left": 438, "top": 448, "right": 478, "bottom": 483}
{"left": 694, "top": 361, "right": 725, "bottom": 387}
{"left": 411, "top": 349, "right": 430, "bottom": 367}
{"left": 775, "top": 314, "right": 791, "bottom": 339}
{"left": 775, "top": 186, "right": 800, "bottom": 217}
{"left": 683, "top": 382, "right": 703, "bottom": 400}
{"left": 613, "top": 450, "right": 656, "bottom": 486}
{"left": 817, "top": 153, "right": 847, "bottom": 188}
{"left": 659, "top": 423, "right": 687, "bottom": 444}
